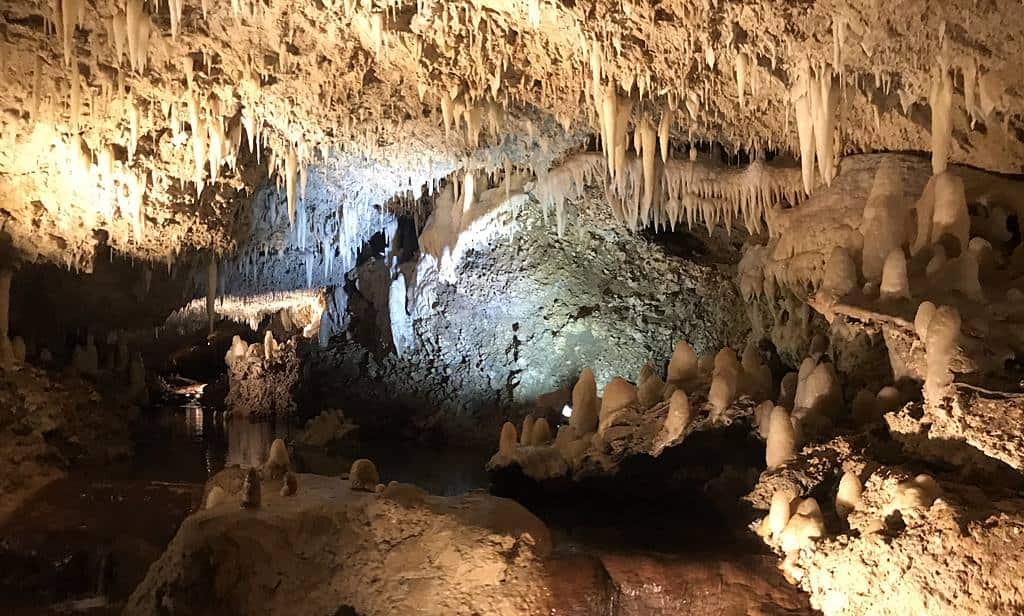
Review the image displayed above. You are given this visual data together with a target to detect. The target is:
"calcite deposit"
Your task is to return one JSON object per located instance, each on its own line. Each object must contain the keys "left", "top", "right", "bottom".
{"left": 4, "top": 0, "right": 1024, "bottom": 614}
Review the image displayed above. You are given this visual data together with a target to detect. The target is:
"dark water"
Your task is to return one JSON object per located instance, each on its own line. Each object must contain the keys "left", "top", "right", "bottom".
{"left": 0, "top": 401, "right": 813, "bottom": 615}
{"left": 0, "top": 401, "right": 491, "bottom": 614}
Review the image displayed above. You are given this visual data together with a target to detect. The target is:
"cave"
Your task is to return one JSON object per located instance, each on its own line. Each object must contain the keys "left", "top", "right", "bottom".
{"left": 3, "top": 1, "right": 1024, "bottom": 614}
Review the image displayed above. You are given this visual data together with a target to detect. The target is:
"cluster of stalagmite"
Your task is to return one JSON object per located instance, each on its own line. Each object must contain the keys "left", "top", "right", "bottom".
{"left": 491, "top": 336, "right": 782, "bottom": 475}
{"left": 223, "top": 330, "right": 284, "bottom": 368}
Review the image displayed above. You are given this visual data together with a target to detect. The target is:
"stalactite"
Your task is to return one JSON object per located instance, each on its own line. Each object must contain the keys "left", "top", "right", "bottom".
{"left": 791, "top": 59, "right": 816, "bottom": 195}
{"left": 812, "top": 65, "right": 837, "bottom": 185}
{"left": 60, "top": 0, "right": 80, "bottom": 67}
{"left": 929, "top": 63, "right": 953, "bottom": 175}
{"left": 286, "top": 145, "right": 298, "bottom": 226}
{"left": 207, "top": 258, "right": 218, "bottom": 336}
{"left": 658, "top": 107, "right": 670, "bottom": 163}
{"left": 638, "top": 115, "right": 657, "bottom": 223}
{"left": 735, "top": 52, "right": 748, "bottom": 108}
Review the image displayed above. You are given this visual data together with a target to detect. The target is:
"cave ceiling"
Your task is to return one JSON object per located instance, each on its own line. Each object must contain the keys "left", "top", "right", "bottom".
{"left": 1, "top": 0, "right": 1023, "bottom": 270}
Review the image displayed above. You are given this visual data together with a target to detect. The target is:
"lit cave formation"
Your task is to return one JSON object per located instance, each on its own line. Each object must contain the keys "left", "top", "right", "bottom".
{"left": 4, "top": 1, "right": 1024, "bottom": 614}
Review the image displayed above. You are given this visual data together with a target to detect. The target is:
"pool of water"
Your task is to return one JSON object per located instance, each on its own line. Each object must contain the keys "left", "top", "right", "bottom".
{"left": 0, "top": 400, "right": 815, "bottom": 615}
{"left": 0, "top": 401, "right": 493, "bottom": 614}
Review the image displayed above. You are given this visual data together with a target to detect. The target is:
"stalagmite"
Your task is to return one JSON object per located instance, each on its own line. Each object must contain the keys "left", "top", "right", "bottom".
{"left": 637, "top": 368, "right": 665, "bottom": 407}
{"left": 600, "top": 377, "right": 637, "bottom": 427}
{"left": 755, "top": 401, "right": 774, "bottom": 439}
{"left": 206, "top": 258, "right": 217, "bottom": 335}
{"left": 765, "top": 490, "right": 793, "bottom": 540}
{"left": 498, "top": 422, "right": 518, "bottom": 457}
{"left": 819, "top": 246, "right": 857, "bottom": 301}
{"left": 281, "top": 472, "right": 298, "bottom": 497}
{"left": 708, "top": 348, "right": 740, "bottom": 417}
{"left": 11, "top": 337, "right": 25, "bottom": 363}
{"left": 793, "top": 362, "right": 841, "bottom": 438}
{"left": 225, "top": 335, "right": 248, "bottom": 367}
{"left": 779, "top": 372, "right": 798, "bottom": 410}
{"left": 570, "top": 367, "right": 599, "bottom": 434}
{"left": 520, "top": 415, "right": 535, "bottom": 446}
{"left": 531, "top": 418, "right": 552, "bottom": 445}
{"left": 241, "top": 469, "right": 261, "bottom": 508}
{"left": 950, "top": 238, "right": 988, "bottom": 302}
{"left": 766, "top": 406, "right": 796, "bottom": 469}
{"left": 264, "top": 438, "right": 290, "bottom": 480}
{"left": 926, "top": 246, "right": 946, "bottom": 282}
{"left": 924, "top": 305, "right": 960, "bottom": 403}
{"left": 780, "top": 498, "right": 826, "bottom": 554}
{"left": 929, "top": 64, "right": 953, "bottom": 175}
{"left": 836, "top": 471, "right": 863, "bottom": 519}
{"left": 879, "top": 249, "right": 910, "bottom": 301}
{"left": 741, "top": 343, "right": 770, "bottom": 400}
{"left": 349, "top": 459, "right": 380, "bottom": 491}
{"left": 889, "top": 474, "right": 941, "bottom": 516}
{"left": 652, "top": 389, "right": 690, "bottom": 456}
{"left": 205, "top": 486, "right": 226, "bottom": 509}
{"left": 263, "top": 330, "right": 277, "bottom": 360}
{"left": 861, "top": 157, "right": 907, "bottom": 282}
{"left": 876, "top": 386, "right": 903, "bottom": 412}
{"left": 914, "top": 301, "right": 937, "bottom": 340}
{"left": 931, "top": 173, "right": 970, "bottom": 256}
{"left": 667, "top": 340, "right": 698, "bottom": 384}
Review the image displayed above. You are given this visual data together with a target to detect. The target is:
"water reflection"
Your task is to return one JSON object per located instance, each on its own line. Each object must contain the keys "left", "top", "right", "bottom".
{"left": 222, "top": 418, "right": 290, "bottom": 468}
{"left": 184, "top": 401, "right": 203, "bottom": 438}
{"left": 140, "top": 404, "right": 489, "bottom": 494}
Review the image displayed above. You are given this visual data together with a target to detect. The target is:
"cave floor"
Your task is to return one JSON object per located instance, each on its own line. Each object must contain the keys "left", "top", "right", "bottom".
{"left": 0, "top": 402, "right": 815, "bottom": 615}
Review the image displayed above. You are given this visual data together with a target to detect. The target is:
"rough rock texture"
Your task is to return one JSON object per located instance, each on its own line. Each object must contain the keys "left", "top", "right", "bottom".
{"left": 489, "top": 392, "right": 761, "bottom": 484}
{"left": 224, "top": 338, "right": 300, "bottom": 417}
{"left": 0, "top": 365, "right": 135, "bottom": 525}
{"left": 746, "top": 428, "right": 1024, "bottom": 615}
{"left": 887, "top": 384, "right": 1024, "bottom": 474}
{"left": 125, "top": 471, "right": 553, "bottom": 616}
{"left": 741, "top": 153, "right": 1024, "bottom": 374}
{"left": 591, "top": 552, "right": 814, "bottom": 616}
{"left": 303, "top": 196, "right": 749, "bottom": 442}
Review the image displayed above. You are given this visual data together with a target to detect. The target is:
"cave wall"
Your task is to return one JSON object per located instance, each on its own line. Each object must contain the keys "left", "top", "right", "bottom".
{"left": 302, "top": 191, "right": 751, "bottom": 443}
